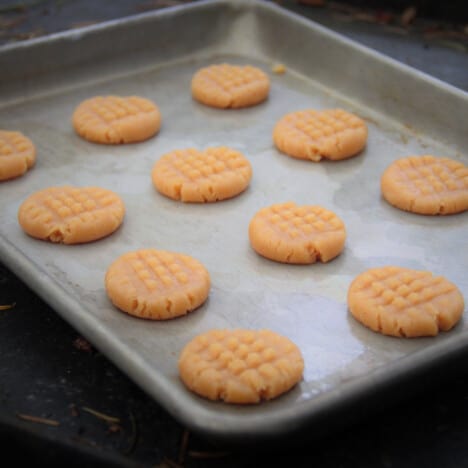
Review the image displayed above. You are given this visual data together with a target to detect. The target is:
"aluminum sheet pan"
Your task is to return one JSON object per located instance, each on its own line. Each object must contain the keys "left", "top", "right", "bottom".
{"left": 1, "top": 0, "right": 467, "bottom": 441}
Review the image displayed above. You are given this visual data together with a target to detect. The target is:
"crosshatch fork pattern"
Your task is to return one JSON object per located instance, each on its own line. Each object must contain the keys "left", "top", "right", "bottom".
{"left": 198, "top": 64, "right": 268, "bottom": 92}
{"left": 258, "top": 202, "right": 344, "bottom": 239}
{"left": 354, "top": 266, "right": 458, "bottom": 309}
{"left": 386, "top": 156, "right": 468, "bottom": 195}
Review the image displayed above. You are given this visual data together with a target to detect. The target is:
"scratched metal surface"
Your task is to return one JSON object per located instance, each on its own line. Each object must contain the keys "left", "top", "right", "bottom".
{"left": 0, "top": 0, "right": 466, "bottom": 441}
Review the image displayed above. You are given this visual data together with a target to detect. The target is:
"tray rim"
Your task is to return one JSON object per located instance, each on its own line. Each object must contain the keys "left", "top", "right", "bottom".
{"left": 1, "top": 0, "right": 467, "bottom": 100}
{"left": 1, "top": 0, "right": 467, "bottom": 441}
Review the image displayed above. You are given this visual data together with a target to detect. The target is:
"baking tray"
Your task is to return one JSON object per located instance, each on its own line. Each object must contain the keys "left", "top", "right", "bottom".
{"left": 0, "top": 0, "right": 467, "bottom": 443}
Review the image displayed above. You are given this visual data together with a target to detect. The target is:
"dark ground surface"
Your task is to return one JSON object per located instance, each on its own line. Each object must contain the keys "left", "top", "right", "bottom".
{"left": 1, "top": 1, "right": 468, "bottom": 467}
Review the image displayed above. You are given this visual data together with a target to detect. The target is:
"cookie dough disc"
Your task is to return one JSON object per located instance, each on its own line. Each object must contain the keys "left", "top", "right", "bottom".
{"left": 348, "top": 266, "right": 464, "bottom": 337}
{"left": 18, "top": 185, "right": 125, "bottom": 244}
{"left": 0, "top": 130, "right": 36, "bottom": 181}
{"left": 178, "top": 329, "right": 304, "bottom": 404}
{"left": 105, "top": 249, "right": 210, "bottom": 320}
{"left": 73, "top": 95, "right": 161, "bottom": 144}
{"left": 249, "top": 202, "right": 346, "bottom": 264}
{"left": 191, "top": 64, "right": 270, "bottom": 109}
{"left": 152, "top": 146, "right": 252, "bottom": 203}
{"left": 273, "top": 109, "right": 367, "bottom": 161}
{"left": 381, "top": 155, "right": 468, "bottom": 215}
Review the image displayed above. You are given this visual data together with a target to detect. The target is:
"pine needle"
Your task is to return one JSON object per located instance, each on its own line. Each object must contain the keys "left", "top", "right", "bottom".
{"left": 81, "top": 406, "right": 120, "bottom": 423}
{"left": 17, "top": 413, "right": 60, "bottom": 426}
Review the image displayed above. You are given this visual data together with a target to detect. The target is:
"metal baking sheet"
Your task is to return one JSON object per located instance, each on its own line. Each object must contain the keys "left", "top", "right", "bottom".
{"left": 1, "top": 0, "right": 467, "bottom": 441}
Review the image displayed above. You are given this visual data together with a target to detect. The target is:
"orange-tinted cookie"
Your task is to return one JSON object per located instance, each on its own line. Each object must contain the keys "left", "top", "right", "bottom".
{"left": 105, "top": 249, "right": 210, "bottom": 320}
{"left": 152, "top": 146, "right": 252, "bottom": 203}
{"left": 191, "top": 64, "right": 270, "bottom": 109}
{"left": 18, "top": 186, "right": 125, "bottom": 244}
{"left": 273, "top": 109, "right": 367, "bottom": 161}
{"left": 0, "top": 130, "right": 36, "bottom": 181}
{"left": 249, "top": 202, "right": 346, "bottom": 264}
{"left": 72, "top": 96, "right": 161, "bottom": 144}
{"left": 178, "top": 329, "right": 304, "bottom": 404}
{"left": 348, "top": 266, "right": 464, "bottom": 337}
{"left": 381, "top": 155, "right": 468, "bottom": 215}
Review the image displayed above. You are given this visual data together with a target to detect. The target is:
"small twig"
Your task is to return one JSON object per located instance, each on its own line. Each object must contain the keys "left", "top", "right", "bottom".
{"left": 81, "top": 406, "right": 120, "bottom": 424}
{"left": 107, "top": 423, "right": 122, "bottom": 434}
{"left": 72, "top": 336, "right": 93, "bottom": 353}
{"left": 69, "top": 403, "right": 79, "bottom": 417}
{"left": 178, "top": 429, "right": 190, "bottom": 465}
{"left": 401, "top": 6, "right": 417, "bottom": 26}
{"left": 122, "top": 410, "right": 138, "bottom": 455}
{"left": 10, "top": 28, "right": 45, "bottom": 41}
{"left": 69, "top": 21, "right": 99, "bottom": 30}
{"left": 188, "top": 450, "right": 230, "bottom": 459}
{"left": 0, "top": 303, "right": 15, "bottom": 311}
{"left": 0, "top": 16, "right": 26, "bottom": 29}
{"left": 0, "top": 0, "right": 48, "bottom": 14}
{"left": 16, "top": 413, "right": 60, "bottom": 426}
